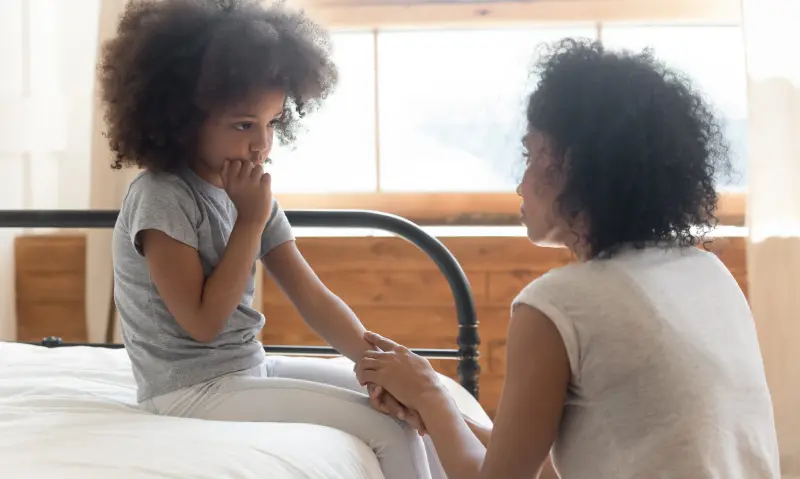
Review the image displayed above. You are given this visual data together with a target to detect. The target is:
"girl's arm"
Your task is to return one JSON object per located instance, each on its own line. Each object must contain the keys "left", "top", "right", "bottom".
{"left": 262, "top": 241, "right": 428, "bottom": 432}
{"left": 463, "top": 414, "right": 492, "bottom": 447}
{"left": 261, "top": 241, "right": 369, "bottom": 362}
{"left": 141, "top": 219, "right": 264, "bottom": 343}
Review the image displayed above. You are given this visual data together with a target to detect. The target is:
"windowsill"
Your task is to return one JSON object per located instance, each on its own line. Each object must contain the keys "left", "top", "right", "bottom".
{"left": 292, "top": 224, "right": 748, "bottom": 238}
{"left": 278, "top": 192, "right": 747, "bottom": 228}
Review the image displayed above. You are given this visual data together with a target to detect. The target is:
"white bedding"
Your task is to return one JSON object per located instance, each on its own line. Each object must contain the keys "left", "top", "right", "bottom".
{"left": 0, "top": 342, "right": 489, "bottom": 479}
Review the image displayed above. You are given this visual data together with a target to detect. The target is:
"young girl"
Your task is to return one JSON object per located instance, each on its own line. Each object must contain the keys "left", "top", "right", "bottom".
{"left": 355, "top": 39, "right": 781, "bottom": 478}
{"left": 101, "top": 1, "right": 437, "bottom": 477}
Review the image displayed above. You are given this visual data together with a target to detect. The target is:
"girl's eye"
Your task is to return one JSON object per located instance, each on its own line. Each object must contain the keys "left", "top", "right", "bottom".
{"left": 235, "top": 122, "right": 253, "bottom": 131}
{"left": 268, "top": 118, "right": 280, "bottom": 127}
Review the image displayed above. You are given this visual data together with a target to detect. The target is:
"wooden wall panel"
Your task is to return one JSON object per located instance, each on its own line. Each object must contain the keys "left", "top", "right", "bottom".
{"left": 14, "top": 234, "right": 86, "bottom": 342}
{"left": 264, "top": 270, "right": 489, "bottom": 306}
{"left": 14, "top": 233, "right": 748, "bottom": 417}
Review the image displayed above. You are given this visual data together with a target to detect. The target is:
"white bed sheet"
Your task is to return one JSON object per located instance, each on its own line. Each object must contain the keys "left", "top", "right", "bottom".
{"left": 0, "top": 342, "right": 490, "bottom": 479}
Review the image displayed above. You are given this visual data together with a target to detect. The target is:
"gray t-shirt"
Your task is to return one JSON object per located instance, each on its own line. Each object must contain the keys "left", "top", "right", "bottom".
{"left": 112, "top": 168, "right": 294, "bottom": 402}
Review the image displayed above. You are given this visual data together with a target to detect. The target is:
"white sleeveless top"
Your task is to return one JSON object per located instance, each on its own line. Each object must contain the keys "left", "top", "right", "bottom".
{"left": 514, "top": 245, "right": 780, "bottom": 478}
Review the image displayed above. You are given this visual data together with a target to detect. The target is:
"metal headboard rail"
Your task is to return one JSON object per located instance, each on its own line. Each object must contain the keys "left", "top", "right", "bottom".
{"left": 0, "top": 209, "right": 481, "bottom": 399}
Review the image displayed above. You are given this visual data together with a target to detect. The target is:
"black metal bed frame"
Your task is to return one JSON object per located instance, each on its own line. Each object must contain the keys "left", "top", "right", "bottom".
{"left": 1, "top": 209, "right": 481, "bottom": 399}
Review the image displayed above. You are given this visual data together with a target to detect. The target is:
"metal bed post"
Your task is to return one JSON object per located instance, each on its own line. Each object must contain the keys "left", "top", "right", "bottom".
{"left": 0, "top": 209, "right": 481, "bottom": 399}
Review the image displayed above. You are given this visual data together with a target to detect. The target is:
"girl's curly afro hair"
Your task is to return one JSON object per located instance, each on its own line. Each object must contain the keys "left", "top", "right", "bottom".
{"left": 526, "top": 38, "right": 732, "bottom": 258}
{"left": 99, "top": 0, "right": 337, "bottom": 172}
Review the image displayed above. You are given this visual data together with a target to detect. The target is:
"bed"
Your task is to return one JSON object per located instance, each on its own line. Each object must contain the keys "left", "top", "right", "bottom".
{"left": 0, "top": 209, "right": 484, "bottom": 479}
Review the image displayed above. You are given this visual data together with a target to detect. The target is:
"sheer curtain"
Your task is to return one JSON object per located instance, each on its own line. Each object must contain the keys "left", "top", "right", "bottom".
{"left": 741, "top": 1, "right": 800, "bottom": 475}
{"left": 0, "top": 0, "right": 101, "bottom": 340}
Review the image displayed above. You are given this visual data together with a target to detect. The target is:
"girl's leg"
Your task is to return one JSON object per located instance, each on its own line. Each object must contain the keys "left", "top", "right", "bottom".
{"left": 264, "top": 356, "right": 449, "bottom": 479}
{"left": 155, "top": 372, "right": 431, "bottom": 479}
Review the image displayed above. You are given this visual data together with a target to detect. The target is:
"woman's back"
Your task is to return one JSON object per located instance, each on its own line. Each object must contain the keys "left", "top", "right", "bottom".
{"left": 515, "top": 245, "right": 780, "bottom": 478}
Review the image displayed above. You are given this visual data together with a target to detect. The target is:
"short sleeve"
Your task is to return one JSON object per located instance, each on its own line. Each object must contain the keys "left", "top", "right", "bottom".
{"left": 260, "top": 199, "right": 295, "bottom": 257}
{"left": 121, "top": 174, "right": 200, "bottom": 256}
{"left": 512, "top": 272, "right": 582, "bottom": 383}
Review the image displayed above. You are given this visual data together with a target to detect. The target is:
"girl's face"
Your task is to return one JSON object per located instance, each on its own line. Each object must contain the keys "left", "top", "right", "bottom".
{"left": 516, "top": 128, "right": 574, "bottom": 249}
{"left": 195, "top": 89, "right": 286, "bottom": 186}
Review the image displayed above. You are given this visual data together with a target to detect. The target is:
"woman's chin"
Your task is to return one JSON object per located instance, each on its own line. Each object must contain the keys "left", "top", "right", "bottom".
{"left": 525, "top": 226, "right": 566, "bottom": 249}
{"left": 530, "top": 238, "right": 566, "bottom": 249}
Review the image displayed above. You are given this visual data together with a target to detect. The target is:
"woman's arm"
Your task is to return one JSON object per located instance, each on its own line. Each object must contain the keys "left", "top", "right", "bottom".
{"left": 358, "top": 304, "right": 570, "bottom": 479}
{"left": 477, "top": 304, "right": 569, "bottom": 477}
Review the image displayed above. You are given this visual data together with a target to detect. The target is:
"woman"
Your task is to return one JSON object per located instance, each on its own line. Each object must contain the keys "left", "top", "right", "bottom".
{"left": 356, "top": 38, "right": 781, "bottom": 478}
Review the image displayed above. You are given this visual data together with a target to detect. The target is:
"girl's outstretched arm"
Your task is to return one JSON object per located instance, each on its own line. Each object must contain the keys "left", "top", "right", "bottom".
{"left": 262, "top": 241, "right": 428, "bottom": 433}
{"left": 262, "top": 240, "right": 369, "bottom": 362}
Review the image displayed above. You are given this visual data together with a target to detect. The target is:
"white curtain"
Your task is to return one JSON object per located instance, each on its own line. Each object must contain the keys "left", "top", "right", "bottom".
{"left": 0, "top": 0, "right": 101, "bottom": 340}
{"left": 742, "top": 1, "right": 800, "bottom": 476}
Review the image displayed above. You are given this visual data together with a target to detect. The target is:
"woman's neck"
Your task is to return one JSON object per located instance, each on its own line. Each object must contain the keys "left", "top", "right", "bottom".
{"left": 554, "top": 219, "right": 591, "bottom": 262}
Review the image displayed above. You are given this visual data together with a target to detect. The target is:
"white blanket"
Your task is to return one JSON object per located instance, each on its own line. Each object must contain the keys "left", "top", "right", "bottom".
{"left": 0, "top": 342, "right": 489, "bottom": 479}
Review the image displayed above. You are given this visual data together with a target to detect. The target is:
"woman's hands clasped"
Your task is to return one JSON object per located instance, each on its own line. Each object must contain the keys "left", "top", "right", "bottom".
{"left": 357, "top": 331, "right": 445, "bottom": 420}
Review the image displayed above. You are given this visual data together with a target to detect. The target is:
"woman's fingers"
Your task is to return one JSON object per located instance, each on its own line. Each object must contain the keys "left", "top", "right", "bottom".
{"left": 355, "top": 357, "right": 382, "bottom": 385}
{"left": 405, "top": 409, "right": 427, "bottom": 436}
{"left": 367, "top": 384, "right": 391, "bottom": 414}
{"left": 359, "top": 356, "right": 382, "bottom": 369}
{"left": 364, "top": 331, "right": 402, "bottom": 352}
{"left": 358, "top": 368, "right": 379, "bottom": 385}
{"left": 377, "top": 390, "right": 407, "bottom": 420}
{"left": 361, "top": 349, "right": 389, "bottom": 360}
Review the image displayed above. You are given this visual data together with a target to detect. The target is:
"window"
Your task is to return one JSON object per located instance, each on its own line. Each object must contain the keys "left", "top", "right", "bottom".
{"left": 376, "top": 26, "right": 597, "bottom": 192}
{"left": 273, "top": 2, "right": 746, "bottom": 225}
{"left": 600, "top": 24, "right": 749, "bottom": 192}
{"left": 269, "top": 31, "right": 377, "bottom": 194}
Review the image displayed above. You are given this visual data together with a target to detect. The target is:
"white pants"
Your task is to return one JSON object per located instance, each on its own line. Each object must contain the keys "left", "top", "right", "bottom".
{"left": 140, "top": 356, "right": 447, "bottom": 479}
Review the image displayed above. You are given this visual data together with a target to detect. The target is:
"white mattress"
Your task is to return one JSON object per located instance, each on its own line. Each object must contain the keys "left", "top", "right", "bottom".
{"left": 0, "top": 342, "right": 489, "bottom": 479}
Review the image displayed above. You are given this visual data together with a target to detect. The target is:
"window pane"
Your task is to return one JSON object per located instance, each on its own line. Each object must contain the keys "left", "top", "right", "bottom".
{"left": 600, "top": 25, "right": 748, "bottom": 191}
{"left": 269, "top": 31, "right": 377, "bottom": 194}
{"left": 376, "top": 26, "right": 598, "bottom": 193}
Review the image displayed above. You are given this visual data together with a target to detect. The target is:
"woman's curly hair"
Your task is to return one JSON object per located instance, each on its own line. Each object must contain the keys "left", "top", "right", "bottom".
{"left": 99, "top": 0, "right": 337, "bottom": 171}
{"left": 526, "top": 38, "right": 732, "bottom": 258}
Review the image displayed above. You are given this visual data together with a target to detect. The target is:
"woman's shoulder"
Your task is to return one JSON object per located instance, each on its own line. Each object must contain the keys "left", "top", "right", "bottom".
{"left": 518, "top": 257, "right": 600, "bottom": 295}
{"left": 514, "top": 245, "right": 726, "bottom": 310}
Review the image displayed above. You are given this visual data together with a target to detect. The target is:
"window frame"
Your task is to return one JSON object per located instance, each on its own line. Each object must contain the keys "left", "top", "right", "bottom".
{"left": 277, "top": 0, "right": 745, "bottom": 226}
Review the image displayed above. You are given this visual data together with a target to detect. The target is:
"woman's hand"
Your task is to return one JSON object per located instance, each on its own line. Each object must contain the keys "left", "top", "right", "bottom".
{"left": 356, "top": 331, "right": 445, "bottom": 412}
{"left": 367, "top": 383, "right": 427, "bottom": 436}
